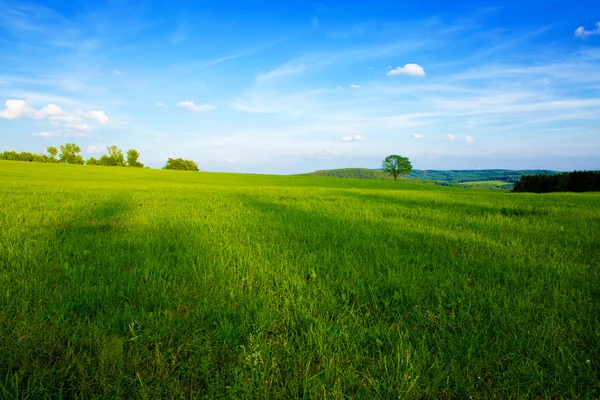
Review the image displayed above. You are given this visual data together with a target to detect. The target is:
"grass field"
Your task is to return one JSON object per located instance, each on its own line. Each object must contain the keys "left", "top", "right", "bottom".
{"left": 1, "top": 161, "right": 599, "bottom": 398}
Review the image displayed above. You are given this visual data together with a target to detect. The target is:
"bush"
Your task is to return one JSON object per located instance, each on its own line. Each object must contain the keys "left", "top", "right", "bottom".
{"left": 162, "top": 158, "right": 199, "bottom": 171}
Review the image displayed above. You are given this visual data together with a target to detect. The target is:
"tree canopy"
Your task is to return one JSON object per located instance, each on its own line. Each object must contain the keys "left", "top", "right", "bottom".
{"left": 382, "top": 154, "right": 412, "bottom": 181}
{"left": 163, "top": 158, "right": 199, "bottom": 171}
{"left": 59, "top": 143, "right": 84, "bottom": 165}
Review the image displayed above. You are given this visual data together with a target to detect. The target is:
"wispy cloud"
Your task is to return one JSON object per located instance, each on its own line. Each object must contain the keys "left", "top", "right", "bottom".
{"left": 156, "top": 102, "right": 166, "bottom": 107}
{"left": 176, "top": 101, "right": 216, "bottom": 112}
{"left": 350, "top": 84, "right": 360, "bottom": 89}
{"left": 257, "top": 64, "right": 307, "bottom": 83}
{"left": 446, "top": 134, "right": 456, "bottom": 140}
{"left": 575, "top": 22, "right": 600, "bottom": 38}
{"left": 411, "top": 133, "right": 424, "bottom": 139}
{"left": 387, "top": 64, "right": 426, "bottom": 77}
{"left": 341, "top": 135, "right": 366, "bottom": 142}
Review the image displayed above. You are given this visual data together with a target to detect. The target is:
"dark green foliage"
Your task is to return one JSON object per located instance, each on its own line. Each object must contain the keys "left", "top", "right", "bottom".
{"left": 382, "top": 154, "right": 413, "bottom": 180}
{"left": 300, "top": 168, "right": 392, "bottom": 180}
{"left": 86, "top": 157, "right": 99, "bottom": 166}
{"left": 126, "top": 149, "right": 144, "bottom": 168}
{"left": 162, "top": 157, "right": 199, "bottom": 171}
{"left": 513, "top": 170, "right": 600, "bottom": 193}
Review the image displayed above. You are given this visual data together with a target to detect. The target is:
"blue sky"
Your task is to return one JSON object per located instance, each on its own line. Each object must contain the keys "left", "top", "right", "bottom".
{"left": 0, "top": 0, "right": 599, "bottom": 173}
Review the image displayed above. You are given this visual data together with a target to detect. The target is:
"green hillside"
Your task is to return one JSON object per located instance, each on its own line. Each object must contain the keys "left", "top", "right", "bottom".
{"left": 299, "top": 167, "right": 392, "bottom": 180}
{"left": 1, "top": 161, "right": 599, "bottom": 398}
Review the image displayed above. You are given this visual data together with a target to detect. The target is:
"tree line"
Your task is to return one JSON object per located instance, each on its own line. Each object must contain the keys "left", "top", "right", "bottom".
{"left": 512, "top": 171, "right": 600, "bottom": 193}
{"left": 0, "top": 144, "right": 144, "bottom": 168}
{"left": 1, "top": 143, "right": 199, "bottom": 171}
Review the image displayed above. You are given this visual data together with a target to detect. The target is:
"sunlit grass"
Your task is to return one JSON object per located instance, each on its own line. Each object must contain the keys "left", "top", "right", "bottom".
{"left": 1, "top": 161, "right": 599, "bottom": 398}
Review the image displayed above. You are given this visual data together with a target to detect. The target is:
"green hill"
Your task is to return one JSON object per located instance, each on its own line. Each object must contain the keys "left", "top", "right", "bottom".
{"left": 299, "top": 168, "right": 392, "bottom": 180}
{"left": 1, "top": 161, "right": 598, "bottom": 398}
{"left": 300, "top": 168, "right": 562, "bottom": 191}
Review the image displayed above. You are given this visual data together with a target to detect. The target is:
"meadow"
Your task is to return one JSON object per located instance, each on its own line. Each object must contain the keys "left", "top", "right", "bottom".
{"left": 1, "top": 161, "right": 599, "bottom": 399}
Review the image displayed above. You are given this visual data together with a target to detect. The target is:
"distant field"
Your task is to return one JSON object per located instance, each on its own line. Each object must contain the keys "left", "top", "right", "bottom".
{"left": 1, "top": 161, "right": 599, "bottom": 398}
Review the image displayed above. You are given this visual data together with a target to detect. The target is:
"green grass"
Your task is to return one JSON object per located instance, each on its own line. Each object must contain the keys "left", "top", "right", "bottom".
{"left": 1, "top": 161, "right": 599, "bottom": 399}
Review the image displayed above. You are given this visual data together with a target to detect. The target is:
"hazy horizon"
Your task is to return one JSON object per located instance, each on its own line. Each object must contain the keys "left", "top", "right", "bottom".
{"left": 1, "top": 0, "right": 599, "bottom": 174}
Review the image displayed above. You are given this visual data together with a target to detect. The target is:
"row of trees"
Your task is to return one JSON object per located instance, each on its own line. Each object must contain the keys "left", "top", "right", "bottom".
{"left": 0, "top": 144, "right": 144, "bottom": 168}
{"left": 1, "top": 143, "right": 201, "bottom": 171}
{"left": 512, "top": 171, "right": 600, "bottom": 193}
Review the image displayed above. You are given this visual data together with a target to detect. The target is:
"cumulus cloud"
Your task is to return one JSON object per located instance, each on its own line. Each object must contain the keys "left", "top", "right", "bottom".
{"left": 387, "top": 64, "right": 426, "bottom": 77}
{"left": 349, "top": 84, "right": 360, "bottom": 88}
{"left": 85, "top": 111, "right": 108, "bottom": 124}
{"left": 446, "top": 134, "right": 456, "bottom": 140}
{"left": 0, "top": 100, "right": 108, "bottom": 135}
{"left": 411, "top": 133, "right": 423, "bottom": 139}
{"left": 341, "top": 135, "right": 366, "bottom": 142}
{"left": 176, "top": 101, "right": 216, "bottom": 112}
{"left": 156, "top": 101, "right": 167, "bottom": 107}
{"left": 575, "top": 22, "right": 600, "bottom": 38}
{"left": 0, "top": 100, "right": 38, "bottom": 119}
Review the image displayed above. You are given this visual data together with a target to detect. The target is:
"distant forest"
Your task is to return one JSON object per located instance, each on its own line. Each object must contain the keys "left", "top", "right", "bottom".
{"left": 512, "top": 171, "right": 600, "bottom": 193}
{"left": 300, "top": 168, "right": 563, "bottom": 191}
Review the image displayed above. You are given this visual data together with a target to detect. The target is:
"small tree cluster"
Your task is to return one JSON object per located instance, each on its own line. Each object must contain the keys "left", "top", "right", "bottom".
{"left": 512, "top": 171, "right": 600, "bottom": 193}
{"left": 162, "top": 158, "right": 199, "bottom": 171}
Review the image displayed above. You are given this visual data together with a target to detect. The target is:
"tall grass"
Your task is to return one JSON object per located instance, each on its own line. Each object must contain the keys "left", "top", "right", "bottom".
{"left": 1, "top": 161, "right": 599, "bottom": 398}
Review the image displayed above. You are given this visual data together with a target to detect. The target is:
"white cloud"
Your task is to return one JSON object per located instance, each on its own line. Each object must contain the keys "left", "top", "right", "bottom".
{"left": 221, "top": 158, "right": 237, "bottom": 163}
{"left": 350, "top": 84, "right": 360, "bottom": 89}
{"left": 176, "top": 101, "right": 216, "bottom": 112}
{"left": 113, "top": 70, "right": 121, "bottom": 75}
{"left": 446, "top": 134, "right": 456, "bottom": 140}
{"left": 86, "top": 145, "right": 104, "bottom": 154}
{"left": 387, "top": 64, "right": 426, "bottom": 77}
{"left": 336, "top": 86, "right": 344, "bottom": 89}
{"left": 84, "top": 110, "right": 108, "bottom": 124}
{"left": 341, "top": 135, "right": 366, "bottom": 142}
{"left": 411, "top": 133, "right": 424, "bottom": 139}
{"left": 312, "top": 17, "right": 319, "bottom": 28}
{"left": 465, "top": 135, "right": 475, "bottom": 143}
{"left": 156, "top": 101, "right": 167, "bottom": 107}
{"left": 0, "top": 100, "right": 107, "bottom": 134}
{"left": 575, "top": 22, "right": 600, "bottom": 38}
{"left": 0, "top": 100, "right": 38, "bottom": 119}
{"left": 31, "top": 131, "right": 60, "bottom": 137}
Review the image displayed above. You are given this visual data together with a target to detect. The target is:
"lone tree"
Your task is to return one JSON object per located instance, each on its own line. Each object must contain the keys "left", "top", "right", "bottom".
{"left": 382, "top": 154, "right": 412, "bottom": 181}
{"left": 59, "top": 143, "right": 84, "bottom": 164}
{"left": 47, "top": 146, "right": 58, "bottom": 162}
{"left": 126, "top": 149, "right": 144, "bottom": 168}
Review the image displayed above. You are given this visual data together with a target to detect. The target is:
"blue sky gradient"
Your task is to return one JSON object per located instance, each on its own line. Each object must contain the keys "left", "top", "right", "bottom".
{"left": 1, "top": 0, "right": 599, "bottom": 173}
